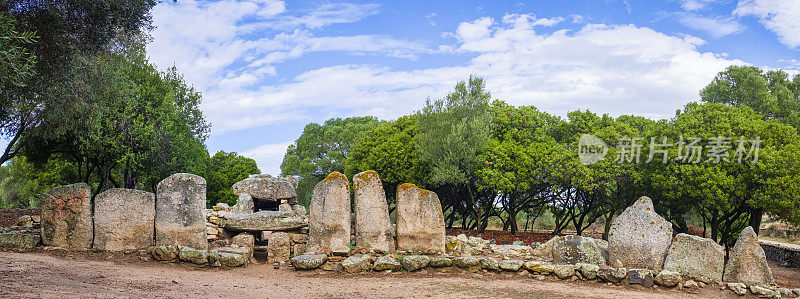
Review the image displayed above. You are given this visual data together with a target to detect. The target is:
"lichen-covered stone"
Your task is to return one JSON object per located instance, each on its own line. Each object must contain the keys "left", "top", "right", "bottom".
{"left": 152, "top": 245, "right": 178, "bottom": 261}
{"left": 373, "top": 255, "right": 402, "bottom": 271}
{"left": 552, "top": 235, "right": 608, "bottom": 265}
{"left": 307, "top": 172, "right": 351, "bottom": 253}
{"left": 353, "top": 171, "right": 394, "bottom": 253}
{"left": 230, "top": 193, "right": 254, "bottom": 214}
{"left": 598, "top": 267, "right": 627, "bottom": 283}
{"left": 267, "top": 232, "right": 290, "bottom": 263}
{"left": 479, "top": 257, "right": 499, "bottom": 271}
{"left": 0, "top": 228, "right": 40, "bottom": 249}
{"left": 608, "top": 196, "right": 672, "bottom": 270}
{"left": 232, "top": 175, "right": 296, "bottom": 200}
{"left": 627, "top": 269, "right": 654, "bottom": 287}
{"left": 218, "top": 251, "right": 247, "bottom": 267}
{"left": 156, "top": 173, "right": 207, "bottom": 249}
{"left": 291, "top": 254, "right": 328, "bottom": 270}
{"left": 396, "top": 183, "right": 445, "bottom": 253}
{"left": 727, "top": 283, "right": 748, "bottom": 296}
{"left": 524, "top": 261, "right": 555, "bottom": 275}
{"left": 489, "top": 244, "right": 532, "bottom": 257}
{"left": 575, "top": 263, "right": 600, "bottom": 280}
{"left": 222, "top": 211, "right": 306, "bottom": 232}
{"left": 94, "top": 188, "right": 155, "bottom": 251}
{"left": 178, "top": 246, "right": 208, "bottom": 264}
{"left": 342, "top": 254, "right": 373, "bottom": 273}
{"left": 655, "top": 270, "right": 681, "bottom": 287}
{"left": 749, "top": 285, "right": 779, "bottom": 298}
{"left": 723, "top": 226, "right": 775, "bottom": 285}
{"left": 429, "top": 257, "right": 453, "bottom": 268}
{"left": 454, "top": 256, "right": 480, "bottom": 268}
{"left": 40, "top": 183, "right": 93, "bottom": 249}
{"left": 499, "top": 259, "right": 524, "bottom": 272}
{"left": 401, "top": 255, "right": 430, "bottom": 272}
{"left": 663, "top": 233, "right": 724, "bottom": 283}
{"left": 533, "top": 237, "right": 556, "bottom": 259}
{"left": 554, "top": 265, "right": 575, "bottom": 279}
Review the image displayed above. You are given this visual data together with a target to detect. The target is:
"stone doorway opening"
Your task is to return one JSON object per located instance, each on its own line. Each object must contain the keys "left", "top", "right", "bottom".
{"left": 253, "top": 199, "right": 280, "bottom": 212}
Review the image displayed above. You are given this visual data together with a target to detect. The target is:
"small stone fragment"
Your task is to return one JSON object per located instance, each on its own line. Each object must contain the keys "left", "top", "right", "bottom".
{"left": 554, "top": 265, "right": 576, "bottom": 280}
{"left": 401, "top": 255, "right": 430, "bottom": 272}
{"left": 499, "top": 259, "right": 524, "bottom": 272}
{"left": 627, "top": 269, "right": 654, "bottom": 287}
{"left": 575, "top": 263, "right": 600, "bottom": 280}
{"left": 479, "top": 257, "right": 499, "bottom": 271}
{"left": 373, "top": 256, "right": 402, "bottom": 271}
{"left": 429, "top": 257, "right": 453, "bottom": 268}
{"left": 342, "top": 254, "right": 372, "bottom": 273}
{"left": 655, "top": 270, "right": 682, "bottom": 287}
{"left": 598, "top": 267, "right": 627, "bottom": 283}
{"left": 290, "top": 254, "right": 328, "bottom": 270}
{"left": 454, "top": 256, "right": 480, "bottom": 268}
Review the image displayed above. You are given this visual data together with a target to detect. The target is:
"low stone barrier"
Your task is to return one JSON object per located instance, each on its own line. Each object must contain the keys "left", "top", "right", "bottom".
{"left": 760, "top": 240, "right": 800, "bottom": 268}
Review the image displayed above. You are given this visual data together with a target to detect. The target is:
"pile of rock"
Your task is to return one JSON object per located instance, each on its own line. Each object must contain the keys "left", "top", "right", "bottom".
{"left": 0, "top": 215, "right": 42, "bottom": 250}
{"left": 148, "top": 244, "right": 248, "bottom": 268}
{"left": 205, "top": 203, "right": 230, "bottom": 241}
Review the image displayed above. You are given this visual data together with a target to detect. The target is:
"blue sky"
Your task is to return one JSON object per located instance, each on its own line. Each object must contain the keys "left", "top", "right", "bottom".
{"left": 139, "top": 0, "right": 799, "bottom": 175}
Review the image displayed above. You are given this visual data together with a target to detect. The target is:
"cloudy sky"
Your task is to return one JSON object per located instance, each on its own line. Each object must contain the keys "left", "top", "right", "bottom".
{"left": 143, "top": 0, "right": 800, "bottom": 175}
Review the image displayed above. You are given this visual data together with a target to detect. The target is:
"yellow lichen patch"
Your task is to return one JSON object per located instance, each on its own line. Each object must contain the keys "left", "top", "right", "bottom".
{"left": 673, "top": 237, "right": 678, "bottom": 242}
{"left": 646, "top": 207, "right": 651, "bottom": 211}
{"left": 397, "top": 183, "right": 418, "bottom": 193}
{"left": 650, "top": 221, "right": 654, "bottom": 224}
{"left": 324, "top": 171, "right": 347, "bottom": 182}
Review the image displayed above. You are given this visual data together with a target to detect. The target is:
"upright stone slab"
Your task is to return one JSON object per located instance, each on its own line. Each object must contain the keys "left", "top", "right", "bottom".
{"left": 307, "top": 172, "right": 351, "bottom": 253}
{"left": 94, "top": 188, "right": 155, "bottom": 251}
{"left": 608, "top": 196, "right": 672, "bottom": 270}
{"left": 552, "top": 235, "right": 608, "bottom": 265}
{"left": 723, "top": 226, "right": 775, "bottom": 285}
{"left": 353, "top": 170, "right": 394, "bottom": 252}
{"left": 155, "top": 173, "right": 207, "bottom": 249}
{"left": 40, "top": 183, "right": 93, "bottom": 249}
{"left": 268, "top": 232, "right": 290, "bottom": 263}
{"left": 663, "top": 233, "right": 724, "bottom": 283}
{"left": 396, "top": 183, "right": 445, "bottom": 253}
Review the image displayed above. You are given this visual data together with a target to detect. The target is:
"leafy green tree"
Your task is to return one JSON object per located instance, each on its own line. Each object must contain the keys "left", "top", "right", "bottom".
{"left": 0, "top": 155, "right": 77, "bottom": 208}
{"left": 281, "top": 116, "right": 379, "bottom": 205}
{"left": 205, "top": 151, "right": 260, "bottom": 208}
{"left": 0, "top": 11, "right": 36, "bottom": 164}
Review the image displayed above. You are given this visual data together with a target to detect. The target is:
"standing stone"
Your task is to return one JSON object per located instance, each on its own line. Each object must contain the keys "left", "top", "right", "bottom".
{"left": 608, "top": 196, "right": 672, "bottom": 270}
{"left": 663, "top": 233, "right": 724, "bottom": 283}
{"left": 156, "top": 173, "right": 207, "bottom": 249}
{"left": 268, "top": 232, "right": 290, "bottom": 263}
{"left": 232, "top": 233, "right": 255, "bottom": 260}
{"left": 94, "top": 188, "right": 155, "bottom": 251}
{"left": 40, "top": 183, "right": 93, "bottom": 249}
{"left": 723, "top": 226, "right": 775, "bottom": 285}
{"left": 353, "top": 170, "right": 394, "bottom": 253}
{"left": 230, "top": 193, "right": 253, "bottom": 214}
{"left": 551, "top": 235, "right": 608, "bottom": 265}
{"left": 307, "top": 172, "right": 351, "bottom": 254}
{"left": 395, "top": 183, "right": 445, "bottom": 253}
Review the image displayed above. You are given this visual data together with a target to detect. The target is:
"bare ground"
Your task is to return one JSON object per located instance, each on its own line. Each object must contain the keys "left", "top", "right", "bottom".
{"left": 0, "top": 250, "right": 751, "bottom": 299}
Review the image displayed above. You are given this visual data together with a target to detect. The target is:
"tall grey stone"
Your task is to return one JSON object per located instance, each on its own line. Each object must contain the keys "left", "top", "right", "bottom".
{"left": 155, "top": 173, "right": 207, "bottom": 249}
{"left": 94, "top": 188, "right": 155, "bottom": 251}
{"left": 608, "top": 196, "right": 672, "bottom": 270}
{"left": 40, "top": 183, "right": 93, "bottom": 249}
{"left": 723, "top": 226, "right": 775, "bottom": 285}
{"left": 551, "top": 235, "right": 608, "bottom": 265}
{"left": 664, "top": 233, "right": 724, "bottom": 283}
{"left": 353, "top": 170, "right": 394, "bottom": 252}
{"left": 307, "top": 172, "right": 351, "bottom": 254}
{"left": 396, "top": 183, "right": 445, "bottom": 253}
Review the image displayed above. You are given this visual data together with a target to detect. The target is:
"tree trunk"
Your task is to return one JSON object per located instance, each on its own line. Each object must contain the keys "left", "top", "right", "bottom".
{"left": 749, "top": 208, "right": 763, "bottom": 235}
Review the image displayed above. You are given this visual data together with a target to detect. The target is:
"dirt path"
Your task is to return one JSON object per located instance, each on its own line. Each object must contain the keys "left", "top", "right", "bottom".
{"left": 0, "top": 251, "right": 745, "bottom": 299}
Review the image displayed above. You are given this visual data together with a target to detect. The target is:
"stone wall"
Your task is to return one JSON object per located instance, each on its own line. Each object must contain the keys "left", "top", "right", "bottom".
{"left": 761, "top": 241, "right": 800, "bottom": 268}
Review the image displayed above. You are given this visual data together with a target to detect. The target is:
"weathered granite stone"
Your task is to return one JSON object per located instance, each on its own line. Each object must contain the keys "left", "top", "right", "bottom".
{"left": 268, "top": 232, "right": 290, "bottom": 263}
{"left": 40, "top": 183, "right": 93, "bottom": 249}
{"left": 232, "top": 233, "right": 255, "bottom": 260}
{"left": 524, "top": 261, "right": 555, "bottom": 274}
{"left": 396, "top": 183, "right": 445, "bottom": 253}
{"left": 353, "top": 171, "right": 394, "bottom": 253}
{"left": 552, "top": 235, "right": 608, "bottom": 265}
{"left": 374, "top": 255, "right": 402, "bottom": 271}
{"left": 778, "top": 288, "right": 793, "bottom": 297}
{"left": 178, "top": 246, "right": 208, "bottom": 264}
{"left": 342, "top": 254, "right": 372, "bottom": 273}
{"left": 664, "top": 233, "right": 724, "bottom": 283}
{"left": 479, "top": 257, "right": 500, "bottom": 271}
{"left": 230, "top": 193, "right": 254, "bottom": 214}
{"left": 627, "top": 269, "right": 654, "bottom": 287}
{"left": 291, "top": 254, "right": 328, "bottom": 270}
{"left": 533, "top": 237, "right": 556, "bottom": 259}
{"left": 207, "top": 250, "right": 222, "bottom": 267}
{"left": 490, "top": 244, "right": 532, "bottom": 257}
{"left": 152, "top": 245, "right": 178, "bottom": 261}
{"left": 0, "top": 228, "right": 40, "bottom": 249}
{"left": 608, "top": 196, "right": 672, "bottom": 270}
{"left": 598, "top": 267, "right": 627, "bottom": 283}
{"left": 218, "top": 251, "right": 247, "bottom": 267}
{"left": 454, "top": 256, "right": 480, "bottom": 268}
{"left": 156, "top": 173, "right": 207, "bottom": 249}
{"left": 749, "top": 285, "right": 779, "bottom": 297}
{"left": 723, "top": 226, "right": 775, "bottom": 285}
{"left": 401, "top": 255, "right": 430, "bottom": 272}
{"left": 221, "top": 211, "right": 306, "bottom": 232}
{"left": 499, "top": 259, "right": 524, "bottom": 272}
{"left": 576, "top": 263, "right": 600, "bottom": 280}
{"left": 727, "top": 283, "right": 748, "bottom": 296}
{"left": 655, "top": 270, "right": 681, "bottom": 287}
{"left": 429, "top": 257, "right": 453, "bottom": 268}
{"left": 554, "top": 265, "right": 575, "bottom": 279}
{"left": 232, "top": 175, "right": 296, "bottom": 200}
{"left": 94, "top": 188, "right": 155, "bottom": 251}
{"left": 307, "top": 172, "right": 351, "bottom": 253}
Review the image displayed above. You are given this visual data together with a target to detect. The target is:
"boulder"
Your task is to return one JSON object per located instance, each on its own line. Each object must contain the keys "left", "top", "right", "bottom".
{"left": 655, "top": 270, "right": 681, "bottom": 287}
{"left": 429, "top": 257, "right": 453, "bottom": 268}
{"left": 723, "top": 226, "right": 775, "bottom": 285}
{"left": 453, "top": 256, "right": 480, "bottom": 268}
{"left": 353, "top": 171, "right": 394, "bottom": 253}
{"left": 627, "top": 269, "right": 654, "bottom": 287}
{"left": 395, "top": 183, "right": 445, "bottom": 253}
{"left": 479, "top": 257, "right": 499, "bottom": 271}
{"left": 267, "top": 232, "right": 290, "bottom": 263}
{"left": 499, "top": 259, "right": 524, "bottom": 272}
{"left": 307, "top": 172, "right": 351, "bottom": 253}
{"left": 40, "top": 183, "right": 93, "bottom": 249}
{"left": 291, "top": 254, "right": 328, "bottom": 270}
{"left": 401, "top": 255, "right": 430, "bottom": 272}
{"left": 342, "top": 254, "right": 372, "bottom": 273}
{"left": 232, "top": 175, "right": 296, "bottom": 200}
{"left": 94, "top": 189, "right": 155, "bottom": 251}
{"left": 608, "top": 196, "right": 672, "bottom": 270}
{"left": 554, "top": 265, "right": 575, "bottom": 279}
{"left": 598, "top": 267, "right": 627, "bottom": 283}
{"left": 156, "top": 173, "right": 207, "bottom": 249}
{"left": 551, "top": 235, "right": 608, "bottom": 265}
{"left": 575, "top": 263, "right": 600, "bottom": 280}
{"left": 222, "top": 211, "right": 306, "bottom": 232}
{"left": 230, "top": 193, "right": 254, "bottom": 214}
{"left": 524, "top": 261, "right": 555, "bottom": 275}
{"left": 663, "top": 233, "right": 724, "bottom": 283}
{"left": 533, "top": 237, "right": 556, "bottom": 259}
{"left": 373, "top": 256, "right": 402, "bottom": 271}
{"left": 217, "top": 251, "right": 247, "bottom": 267}
{"left": 178, "top": 246, "right": 208, "bottom": 264}
{"left": 151, "top": 245, "right": 179, "bottom": 261}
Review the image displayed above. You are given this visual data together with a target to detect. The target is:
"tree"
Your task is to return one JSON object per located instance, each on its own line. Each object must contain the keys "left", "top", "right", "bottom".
{"left": 281, "top": 116, "right": 379, "bottom": 205}
{"left": 0, "top": 155, "right": 77, "bottom": 208}
{"left": 205, "top": 151, "right": 260, "bottom": 208}
{"left": 0, "top": 11, "right": 36, "bottom": 164}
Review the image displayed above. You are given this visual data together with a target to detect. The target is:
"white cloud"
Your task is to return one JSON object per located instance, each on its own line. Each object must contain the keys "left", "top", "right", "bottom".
{"left": 681, "top": 0, "right": 722, "bottom": 11}
{"left": 734, "top": 0, "right": 800, "bottom": 48}
{"left": 678, "top": 13, "right": 745, "bottom": 38}
{"left": 242, "top": 141, "right": 293, "bottom": 175}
